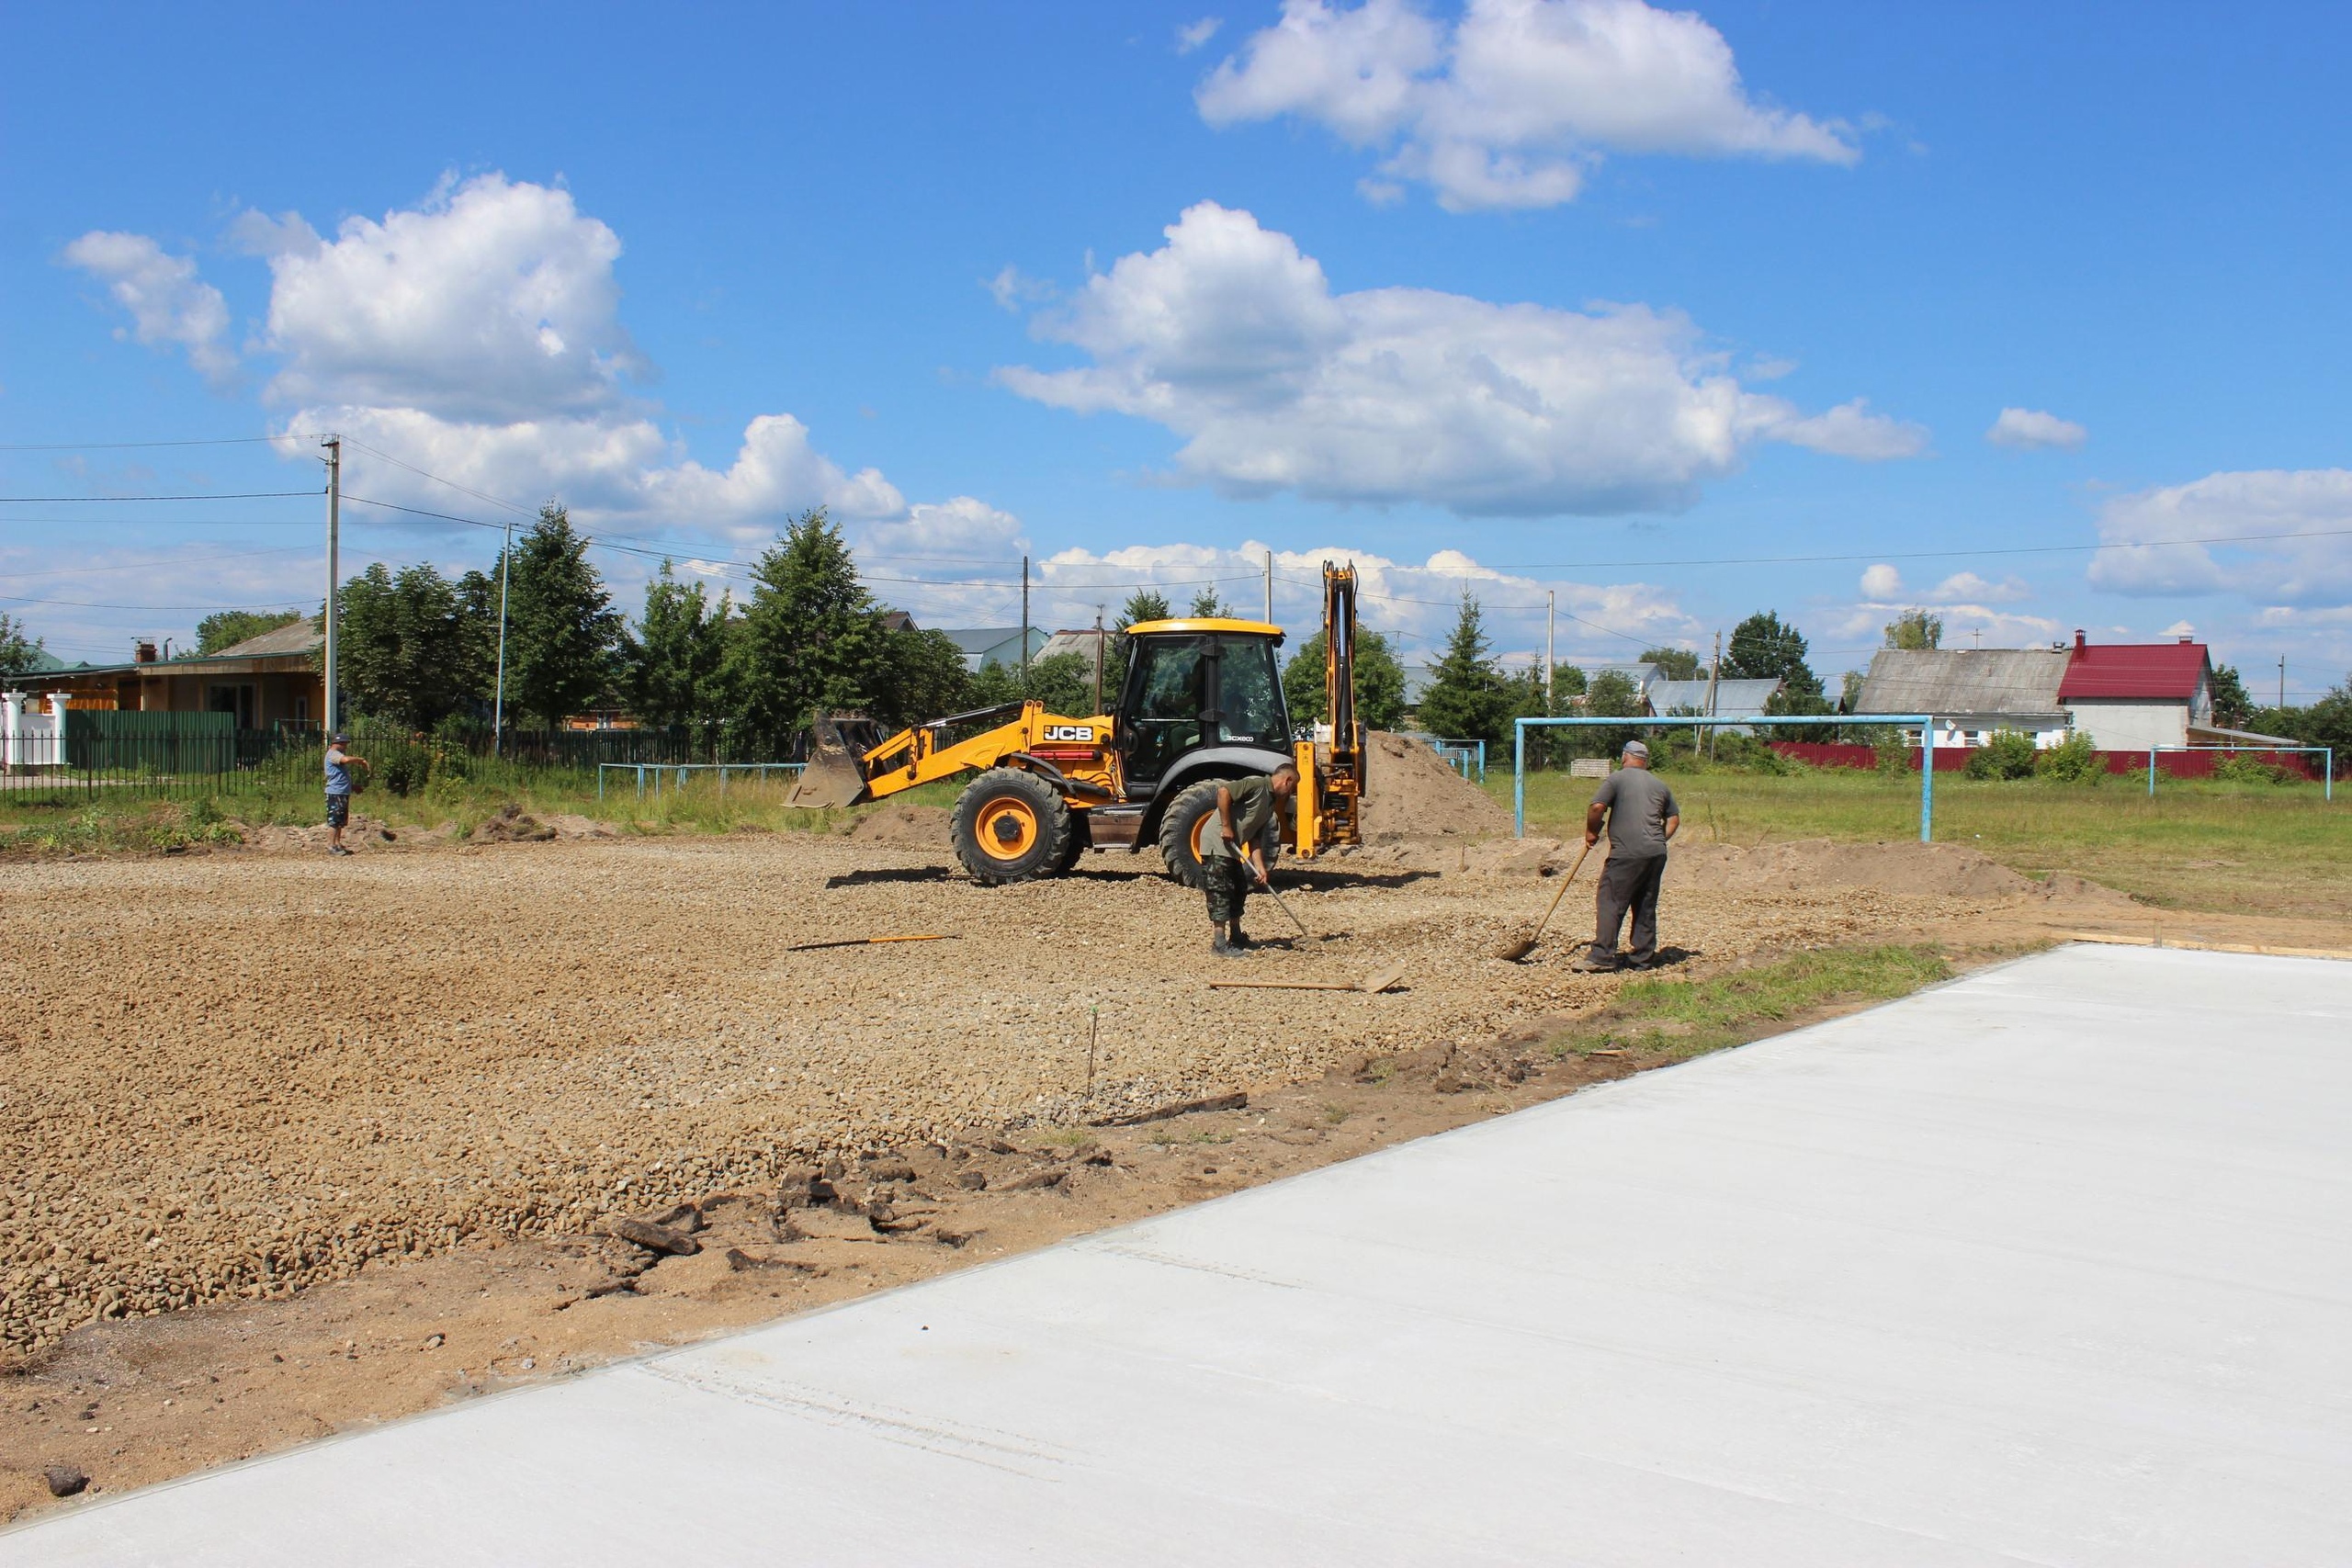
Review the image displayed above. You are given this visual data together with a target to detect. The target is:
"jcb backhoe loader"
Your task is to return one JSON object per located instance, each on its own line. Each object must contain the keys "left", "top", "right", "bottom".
{"left": 787, "top": 561, "right": 1367, "bottom": 886}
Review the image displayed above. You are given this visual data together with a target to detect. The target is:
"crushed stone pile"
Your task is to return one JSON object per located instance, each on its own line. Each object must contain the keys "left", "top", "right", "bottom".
{"left": 471, "top": 804, "right": 556, "bottom": 844}
{"left": 849, "top": 805, "right": 952, "bottom": 847}
{"left": 1671, "top": 840, "right": 2138, "bottom": 907}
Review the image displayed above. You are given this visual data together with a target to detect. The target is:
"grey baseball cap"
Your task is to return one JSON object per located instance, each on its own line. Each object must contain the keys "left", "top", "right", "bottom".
{"left": 1622, "top": 739, "right": 1649, "bottom": 760}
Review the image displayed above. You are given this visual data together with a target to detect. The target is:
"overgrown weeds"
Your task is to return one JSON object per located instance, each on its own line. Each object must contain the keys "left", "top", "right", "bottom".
{"left": 1552, "top": 944, "right": 1953, "bottom": 1064}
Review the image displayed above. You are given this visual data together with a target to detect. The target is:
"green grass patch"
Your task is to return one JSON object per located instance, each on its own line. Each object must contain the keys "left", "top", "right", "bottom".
{"left": 1491, "top": 766, "right": 2352, "bottom": 922}
{"left": 1555, "top": 943, "right": 1953, "bottom": 1064}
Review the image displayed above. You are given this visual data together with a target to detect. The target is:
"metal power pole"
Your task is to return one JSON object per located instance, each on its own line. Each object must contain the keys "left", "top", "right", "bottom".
{"left": 322, "top": 436, "right": 340, "bottom": 733}
{"left": 2280, "top": 656, "right": 2287, "bottom": 709}
{"left": 492, "top": 519, "right": 514, "bottom": 754}
{"left": 1264, "top": 550, "right": 1273, "bottom": 622}
{"left": 1021, "top": 556, "right": 1031, "bottom": 681}
{"left": 1092, "top": 608, "right": 1105, "bottom": 714}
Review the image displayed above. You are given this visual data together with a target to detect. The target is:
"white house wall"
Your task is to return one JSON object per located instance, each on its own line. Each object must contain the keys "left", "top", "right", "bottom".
{"left": 2064, "top": 701, "right": 2189, "bottom": 751}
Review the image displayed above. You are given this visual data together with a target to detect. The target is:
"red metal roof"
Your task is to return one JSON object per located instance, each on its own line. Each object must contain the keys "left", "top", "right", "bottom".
{"left": 2059, "top": 639, "right": 2208, "bottom": 701}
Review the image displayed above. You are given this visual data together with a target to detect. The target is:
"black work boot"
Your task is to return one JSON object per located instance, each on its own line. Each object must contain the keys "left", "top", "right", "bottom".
{"left": 1227, "top": 925, "right": 1252, "bottom": 950}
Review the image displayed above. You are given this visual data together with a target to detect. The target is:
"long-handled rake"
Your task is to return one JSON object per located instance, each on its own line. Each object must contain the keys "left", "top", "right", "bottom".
{"left": 1492, "top": 840, "right": 1595, "bottom": 962}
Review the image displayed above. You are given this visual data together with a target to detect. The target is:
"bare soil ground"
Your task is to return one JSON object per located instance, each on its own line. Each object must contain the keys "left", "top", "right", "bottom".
{"left": 0, "top": 803, "right": 2325, "bottom": 1520}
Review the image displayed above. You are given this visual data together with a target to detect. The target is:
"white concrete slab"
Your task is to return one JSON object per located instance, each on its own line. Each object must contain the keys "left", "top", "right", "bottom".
{"left": 9, "top": 943, "right": 2351, "bottom": 1565}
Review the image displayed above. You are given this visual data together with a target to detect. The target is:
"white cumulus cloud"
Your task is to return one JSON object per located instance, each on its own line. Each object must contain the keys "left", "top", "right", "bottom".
{"left": 1177, "top": 16, "right": 1225, "bottom": 52}
{"left": 996, "top": 201, "right": 1923, "bottom": 516}
{"left": 2090, "top": 468, "right": 2352, "bottom": 604}
{"left": 62, "top": 231, "right": 237, "bottom": 384}
{"left": 1986, "top": 406, "right": 2087, "bottom": 451}
{"left": 1197, "top": 0, "right": 1858, "bottom": 211}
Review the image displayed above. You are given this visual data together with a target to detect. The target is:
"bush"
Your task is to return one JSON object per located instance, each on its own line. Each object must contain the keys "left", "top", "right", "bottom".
{"left": 2034, "top": 730, "right": 2103, "bottom": 784}
{"left": 2212, "top": 751, "right": 2299, "bottom": 786}
{"left": 1964, "top": 730, "right": 2039, "bottom": 781}
{"left": 1874, "top": 734, "right": 1913, "bottom": 775}
{"left": 370, "top": 733, "right": 435, "bottom": 796}
{"left": 1709, "top": 732, "right": 1791, "bottom": 774}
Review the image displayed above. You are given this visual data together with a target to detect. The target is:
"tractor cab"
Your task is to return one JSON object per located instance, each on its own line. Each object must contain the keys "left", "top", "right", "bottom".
{"left": 1114, "top": 618, "right": 1291, "bottom": 795}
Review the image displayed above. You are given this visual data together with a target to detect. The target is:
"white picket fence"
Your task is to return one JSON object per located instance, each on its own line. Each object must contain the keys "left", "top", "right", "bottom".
{"left": 1, "top": 693, "right": 72, "bottom": 769}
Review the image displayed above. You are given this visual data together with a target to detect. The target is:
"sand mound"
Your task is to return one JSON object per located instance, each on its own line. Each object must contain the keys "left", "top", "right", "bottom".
{"left": 240, "top": 814, "right": 397, "bottom": 854}
{"left": 851, "top": 804, "right": 954, "bottom": 848}
{"left": 546, "top": 813, "right": 617, "bottom": 841}
{"left": 1360, "top": 731, "right": 1513, "bottom": 840}
{"left": 472, "top": 804, "right": 556, "bottom": 844}
{"left": 1672, "top": 840, "right": 2135, "bottom": 907}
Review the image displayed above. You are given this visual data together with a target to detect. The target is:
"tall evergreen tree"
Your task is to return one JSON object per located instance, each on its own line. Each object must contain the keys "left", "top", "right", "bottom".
{"left": 727, "top": 509, "right": 897, "bottom": 755}
{"left": 1417, "top": 592, "right": 1514, "bottom": 745}
{"left": 626, "top": 562, "right": 735, "bottom": 730}
{"left": 1187, "top": 585, "right": 1231, "bottom": 617}
{"left": 501, "top": 503, "right": 622, "bottom": 728}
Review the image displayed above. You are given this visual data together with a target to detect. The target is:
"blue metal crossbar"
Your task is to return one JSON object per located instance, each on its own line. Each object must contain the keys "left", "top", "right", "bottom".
{"left": 595, "top": 761, "right": 806, "bottom": 802}
{"left": 2143, "top": 745, "right": 2334, "bottom": 800}
{"left": 1513, "top": 715, "right": 1939, "bottom": 842}
{"left": 1428, "top": 737, "right": 1487, "bottom": 782}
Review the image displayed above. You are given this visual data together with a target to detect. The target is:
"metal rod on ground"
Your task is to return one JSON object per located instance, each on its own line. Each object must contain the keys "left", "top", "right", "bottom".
{"left": 785, "top": 934, "right": 959, "bottom": 953}
{"left": 1086, "top": 1003, "right": 1100, "bottom": 1102}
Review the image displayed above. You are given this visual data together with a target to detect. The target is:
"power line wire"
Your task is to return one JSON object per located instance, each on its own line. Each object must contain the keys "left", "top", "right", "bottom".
{"left": 0, "top": 435, "right": 316, "bottom": 452}
{"left": 0, "top": 491, "right": 317, "bottom": 503}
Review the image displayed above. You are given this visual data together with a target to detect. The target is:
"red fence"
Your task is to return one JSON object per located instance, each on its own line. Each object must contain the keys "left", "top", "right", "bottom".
{"left": 1767, "top": 741, "right": 2320, "bottom": 781}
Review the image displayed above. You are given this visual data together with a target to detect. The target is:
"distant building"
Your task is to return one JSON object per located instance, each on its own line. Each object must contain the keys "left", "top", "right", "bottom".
{"left": 1854, "top": 648, "right": 2073, "bottom": 750}
{"left": 937, "top": 626, "right": 1049, "bottom": 672}
{"left": 1645, "top": 676, "right": 1782, "bottom": 719}
{"left": 1857, "top": 632, "right": 2291, "bottom": 751}
{"left": 1035, "top": 627, "right": 1111, "bottom": 668}
{"left": 4, "top": 621, "right": 322, "bottom": 729}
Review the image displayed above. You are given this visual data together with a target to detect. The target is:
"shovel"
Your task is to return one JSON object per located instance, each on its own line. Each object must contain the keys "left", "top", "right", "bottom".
{"left": 1492, "top": 839, "right": 1595, "bottom": 962}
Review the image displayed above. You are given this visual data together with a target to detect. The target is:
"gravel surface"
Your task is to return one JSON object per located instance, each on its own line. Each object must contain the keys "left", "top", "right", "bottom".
{"left": 0, "top": 832, "right": 1991, "bottom": 1350}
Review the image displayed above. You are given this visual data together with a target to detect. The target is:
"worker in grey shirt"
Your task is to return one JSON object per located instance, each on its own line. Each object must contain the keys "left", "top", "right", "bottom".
{"left": 1572, "top": 739, "right": 1679, "bottom": 972}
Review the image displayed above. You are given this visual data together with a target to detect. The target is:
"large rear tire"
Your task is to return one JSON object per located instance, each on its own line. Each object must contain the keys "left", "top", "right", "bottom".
{"left": 1157, "top": 779, "right": 1222, "bottom": 888}
{"left": 952, "top": 769, "right": 1075, "bottom": 885}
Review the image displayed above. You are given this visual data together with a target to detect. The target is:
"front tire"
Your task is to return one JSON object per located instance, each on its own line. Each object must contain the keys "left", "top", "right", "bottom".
{"left": 951, "top": 768, "right": 1075, "bottom": 885}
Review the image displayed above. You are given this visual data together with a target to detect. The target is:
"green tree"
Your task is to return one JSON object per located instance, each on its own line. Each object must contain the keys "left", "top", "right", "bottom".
{"left": 887, "top": 626, "right": 977, "bottom": 725}
{"left": 336, "top": 562, "right": 484, "bottom": 728}
{"left": 626, "top": 562, "right": 735, "bottom": 730}
{"left": 1108, "top": 587, "right": 1173, "bottom": 670}
{"left": 1726, "top": 610, "right": 1823, "bottom": 699}
{"left": 971, "top": 649, "right": 1096, "bottom": 716}
{"left": 193, "top": 608, "right": 300, "bottom": 656}
{"left": 727, "top": 509, "right": 907, "bottom": 755}
{"left": 1416, "top": 592, "right": 1514, "bottom": 745}
{"left": 1187, "top": 585, "right": 1232, "bottom": 618}
{"left": 1282, "top": 628, "right": 1409, "bottom": 732}
{"left": 1883, "top": 608, "right": 1943, "bottom": 650}
{"left": 503, "top": 502, "right": 622, "bottom": 728}
{"left": 0, "top": 613, "right": 44, "bottom": 674}
{"left": 1640, "top": 645, "right": 1702, "bottom": 681}
{"left": 2208, "top": 663, "right": 2253, "bottom": 730}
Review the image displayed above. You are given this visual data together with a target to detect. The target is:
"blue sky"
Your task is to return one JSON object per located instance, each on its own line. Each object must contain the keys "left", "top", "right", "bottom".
{"left": 6, "top": 0, "right": 2348, "bottom": 696}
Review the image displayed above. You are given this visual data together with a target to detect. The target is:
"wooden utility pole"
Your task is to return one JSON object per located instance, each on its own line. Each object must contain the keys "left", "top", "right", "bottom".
{"left": 2279, "top": 656, "right": 2287, "bottom": 709}
{"left": 322, "top": 436, "right": 340, "bottom": 733}
{"left": 1706, "top": 628, "right": 1723, "bottom": 762}
{"left": 1020, "top": 556, "right": 1031, "bottom": 680}
{"left": 1092, "top": 607, "right": 1105, "bottom": 714}
{"left": 1264, "top": 550, "right": 1273, "bottom": 622}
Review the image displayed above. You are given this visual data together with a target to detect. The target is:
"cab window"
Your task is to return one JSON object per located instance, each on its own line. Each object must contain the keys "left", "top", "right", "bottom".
{"left": 1123, "top": 637, "right": 1204, "bottom": 781}
{"left": 1213, "top": 638, "right": 1286, "bottom": 746}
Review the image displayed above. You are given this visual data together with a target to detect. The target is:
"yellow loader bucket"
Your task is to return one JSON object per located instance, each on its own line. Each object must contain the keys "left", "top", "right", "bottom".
{"left": 786, "top": 715, "right": 874, "bottom": 809}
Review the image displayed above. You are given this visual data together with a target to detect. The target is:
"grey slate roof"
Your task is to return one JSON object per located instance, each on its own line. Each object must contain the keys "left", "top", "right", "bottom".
{"left": 1854, "top": 649, "right": 2070, "bottom": 716}
{"left": 213, "top": 621, "right": 322, "bottom": 659}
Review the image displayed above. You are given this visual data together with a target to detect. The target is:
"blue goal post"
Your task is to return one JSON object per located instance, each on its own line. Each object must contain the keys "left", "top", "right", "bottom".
{"left": 1512, "top": 714, "right": 1940, "bottom": 843}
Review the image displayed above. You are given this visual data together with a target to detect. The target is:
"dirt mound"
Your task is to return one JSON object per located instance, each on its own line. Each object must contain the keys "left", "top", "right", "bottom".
{"left": 472, "top": 804, "right": 556, "bottom": 844}
{"left": 851, "top": 804, "right": 953, "bottom": 848}
{"left": 240, "top": 814, "right": 397, "bottom": 854}
{"left": 1360, "top": 731, "right": 1513, "bottom": 840}
{"left": 545, "top": 813, "right": 618, "bottom": 841}
{"left": 1672, "top": 840, "right": 2135, "bottom": 908}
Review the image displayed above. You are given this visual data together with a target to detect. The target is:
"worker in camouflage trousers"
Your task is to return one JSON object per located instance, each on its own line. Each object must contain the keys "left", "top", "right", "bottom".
{"left": 1203, "top": 762, "right": 1298, "bottom": 957}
